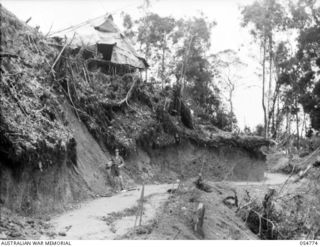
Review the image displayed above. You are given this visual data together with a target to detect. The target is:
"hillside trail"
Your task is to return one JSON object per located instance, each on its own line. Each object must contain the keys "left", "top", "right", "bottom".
{"left": 44, "top": 172, "right": 287, "bottom": 240}
{"left": 44, "top": 184, "right": 173, "bottom": 240}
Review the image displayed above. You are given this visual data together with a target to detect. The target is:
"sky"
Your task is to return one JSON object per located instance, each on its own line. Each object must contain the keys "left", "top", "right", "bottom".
{"left": 2, "top": 0, "right": 263, "bottom": 129}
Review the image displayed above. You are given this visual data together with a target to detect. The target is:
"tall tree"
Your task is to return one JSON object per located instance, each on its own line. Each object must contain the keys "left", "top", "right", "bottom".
{"left": 292, "top": 0, "right": 320, "bottom": 131}
{"left": 213, "top": 49, "right": 247, "bottom": 131}
{"left": 173, "top": 16, "right": 216, "bottom": 98}
{"left": 241, "top": 0, "right": 287, "bottom": 138}
{"left": 122, "top": 12, "right": 176, "bottom": 86}
{"left": 268, "top": 0, "right": 320, "bottom": 146}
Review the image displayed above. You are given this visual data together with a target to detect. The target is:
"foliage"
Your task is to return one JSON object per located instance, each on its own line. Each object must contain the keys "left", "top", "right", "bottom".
{"left": 241, "top": 0, "right": 287, "bottom": 39}
{"left": 122, "top": 11, "right": 234, "bottom": 131}
{"left": 278, "top": 0, "right": 320, "bottom": 131}
{"left": 253, "top": 124, "right": 265, "bottom": 137}
{"left": 241, "top": 0, "right": 320, "bottom": 139}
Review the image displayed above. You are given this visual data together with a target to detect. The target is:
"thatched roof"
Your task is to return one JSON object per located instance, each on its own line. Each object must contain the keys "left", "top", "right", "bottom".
{"left": 69, "top": 15, "right": 148, "bottom": 70}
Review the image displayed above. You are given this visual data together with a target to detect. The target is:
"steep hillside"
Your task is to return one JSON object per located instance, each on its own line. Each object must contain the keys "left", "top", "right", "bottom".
{"left": 0, "top": 5, "right": 112, "bottom": 215}
{"left": 0, "top": 5, "right": 270, "bottom": 218}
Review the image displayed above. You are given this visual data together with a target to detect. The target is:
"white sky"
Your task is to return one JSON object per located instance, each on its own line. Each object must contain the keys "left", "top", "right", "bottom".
{"left": 2, "top": 0, "right": 263, "bottom": 129}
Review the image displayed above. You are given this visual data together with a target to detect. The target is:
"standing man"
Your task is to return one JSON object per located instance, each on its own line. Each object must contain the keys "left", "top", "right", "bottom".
{"left": 107, "top": 148, "right": 125, "bottom": 192}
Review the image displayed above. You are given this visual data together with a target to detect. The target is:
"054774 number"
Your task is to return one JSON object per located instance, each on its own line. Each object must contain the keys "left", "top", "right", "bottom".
{"left": 300, "top": 241, "right": 319, "bottom": 246}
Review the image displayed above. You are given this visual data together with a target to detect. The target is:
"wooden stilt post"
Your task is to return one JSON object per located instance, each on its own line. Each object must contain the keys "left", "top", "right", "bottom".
{"left": 139, "top": 183, "right": 145, "bottom": 226}
{"left": 134, "top": 182, "right": 145, "bottom": 228}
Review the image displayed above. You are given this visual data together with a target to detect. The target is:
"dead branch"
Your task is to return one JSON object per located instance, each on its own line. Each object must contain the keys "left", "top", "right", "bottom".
{"left": 2, "top": 71, "right": 24, "bottom": 77}
{"left": 248, "top": 209, "right": 277, "bottom": 238}
{"left": 297, "top": 163, "right": 316, "bottom": 180}
{"left": 26, "top": 34, "right": 33, "bottom": 50}
{"left": 50, "top": 41, "right": 68, "bottom": 74}
{"left": 27, "top": 34, "right": 40, "bottom": 54}
{"left": 82, "top": 67, "right": 89, "bottom": 86}
{"left": 82, "top": 62, "right": 91, "bottom": 84}
{"left": 101, "top": 77, "right": 138, "bottom": 110}
{"left": 44, "top": 23, "right": 54, "bottom": 37}
{"left": 66, "top": 62, "right": 80, "bottom": 101}
{"left": 50, "top": 34, "right": 75, "bottom": 75}
{"left": 238, "top": 201, "right": 254, "bottom": 211}
{"left": 66, "top": 78, "right": 80, "bottom": 120}
{"left": 41, "top": 41, "right": 64, "bottom": 47}
{"left": 278, "top": 163, "right": 296, "bottom": 195}
{"left": 118, "top": 77, "right": 137, "bottom": 106}
{"left": 25, "top": 17, "right": 32, "bottom": 24}
{"left": 0, "top": 52, "right": 19, "bottom": 59}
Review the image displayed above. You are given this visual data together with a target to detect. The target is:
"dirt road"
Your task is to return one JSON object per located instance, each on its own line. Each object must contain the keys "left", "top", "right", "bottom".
{"left": 43, "top": 172, "right": 288, "bottom": 240}
{"left": 227, "top": 172, "right": 289, "bottom": 186}
{"left": 45, "top": 184, "right": 173, "bottom": 240}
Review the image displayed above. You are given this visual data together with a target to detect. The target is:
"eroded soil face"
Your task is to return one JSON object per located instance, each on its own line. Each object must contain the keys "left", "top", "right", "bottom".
{"left": 127, "top": 142, "right": 266, "bottom": 185}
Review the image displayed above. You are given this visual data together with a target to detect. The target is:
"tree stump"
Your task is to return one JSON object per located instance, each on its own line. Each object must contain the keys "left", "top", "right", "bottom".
{"left": 193, "top": 202, "right": 205, "bottom": 238}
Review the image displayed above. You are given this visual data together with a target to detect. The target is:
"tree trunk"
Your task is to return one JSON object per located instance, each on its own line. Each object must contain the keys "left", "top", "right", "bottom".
{"left": 275, "top": 95, "right": 282, "bottom": 140}
{"left": 301, "top": 113, "right": 306, "bottom": 141}
{"left": 262, "top": 38, "right": 268, "bottom": 138}
{"left": 295, "top": 102, "right": 300, "bottom": 151}
{"left": 161, "top": 46, "right": 165, "bottom": 89}
{"left": 286, "top": 110, "right": 292, "bottom": 158}
{"left": 267, "top": 34, "right": 273, "bottom": 138}
{"left": 269, "top": 82, "right": 280, "bottom": 138}
{"left": 181, "top": 35, "right": 194, "bottom": 98}
{"left": 145, "top": 44, "right": 150, "bottom": 82}
{"left": 229, "top": 84, "right": 234, "bottom": 131}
